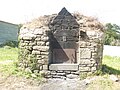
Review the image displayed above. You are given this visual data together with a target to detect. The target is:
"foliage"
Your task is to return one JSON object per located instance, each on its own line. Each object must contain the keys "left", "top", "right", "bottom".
{"left": 18, "top": 48, "right": 38, "bottom": 72}
{"left": 104, "top": 23, "right": 120, "bottom": 45}
{"left": 0, "top": 40, "right": 18, "bottom": 47}
{"left": 0, "top": 47, "right": 18, "bottom": 61}
{"left": 102, "top": 55, "right": 120, "bottom": 75}
{"left": 0, "top": 47, "right": 43, "bottom": 80}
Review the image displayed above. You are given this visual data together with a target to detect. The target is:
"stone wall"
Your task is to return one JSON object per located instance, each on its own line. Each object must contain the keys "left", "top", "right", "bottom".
{"left": 19, "top": 8, "right": 104, "bottom": 78}
{"left": 19, "top": 26, "right": 50, "bottom": 73}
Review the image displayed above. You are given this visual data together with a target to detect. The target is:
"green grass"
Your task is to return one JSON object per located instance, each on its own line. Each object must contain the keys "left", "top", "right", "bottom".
{"left": 0, "top": 47, "right": 120, "bottom": 87}
{"left": 87, "top": 55, "right": 120, "bottom": 90}
{"left": 102, "top": 55, "right": 120, "bottom": 74}
{"left": 86, "top": 75, "right": 120, "bottom": 90}
{"left": 0, "top": 47, "right": 18, "bottom": 61}
{"left": 0, "top": 47, "right": 43, "bottom": 80}
{"left": 0, "top": 47, "right": 18, "bottom": 75}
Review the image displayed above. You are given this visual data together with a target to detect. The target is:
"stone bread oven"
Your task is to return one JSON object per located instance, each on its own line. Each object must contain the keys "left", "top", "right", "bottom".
{"left": 19, "top": 7, "right": 104, "bottom": 78}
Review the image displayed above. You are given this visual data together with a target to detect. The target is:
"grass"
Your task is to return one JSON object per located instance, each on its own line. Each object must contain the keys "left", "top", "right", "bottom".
{"left": 102, "top": 55, "right": 120, "bottom": 74}
{"left": 0, "top": 46, "right": 18, "bottom": 61}
{"left": 0, "top": 47, "right": 42, "bottom": 80}
{"left": 86, "top": 75, "right": 120, "bottom": 90}
{"left": 0, "top": 47, "right": 120, "bottom": 89}
{"left": 87, "top": 55, "right": 120, "bottom": 90}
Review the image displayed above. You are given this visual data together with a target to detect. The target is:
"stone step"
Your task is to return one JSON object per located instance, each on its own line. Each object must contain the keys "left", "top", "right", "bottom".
{"left": 49, "top": 64, "right": 79, "bottom": 70}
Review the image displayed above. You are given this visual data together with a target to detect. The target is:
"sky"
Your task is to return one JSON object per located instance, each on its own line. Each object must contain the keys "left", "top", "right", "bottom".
{"left": 0, "top": 0, "right": 120, "bottom": 25}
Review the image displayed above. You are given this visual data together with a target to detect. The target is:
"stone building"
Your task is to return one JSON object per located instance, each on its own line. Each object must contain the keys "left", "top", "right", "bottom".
{"left": 19, "top": 7, "right": 104, "bottom": 78}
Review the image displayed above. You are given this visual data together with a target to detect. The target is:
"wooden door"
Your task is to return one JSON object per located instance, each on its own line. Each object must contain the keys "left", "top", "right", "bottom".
{"left": 51, "top": 30, "right": 78, "bottom": 64}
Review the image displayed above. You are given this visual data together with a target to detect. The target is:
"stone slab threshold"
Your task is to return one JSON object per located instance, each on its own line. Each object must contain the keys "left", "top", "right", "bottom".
{"left": 49, "top": 64, "right": 79, "bottom": 70}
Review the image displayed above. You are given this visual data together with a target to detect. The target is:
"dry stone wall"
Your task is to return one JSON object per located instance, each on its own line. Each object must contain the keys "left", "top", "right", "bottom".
{"left": 19, "top": 8, "right": 104, "bottom": 78}
{"left": 19, "top": 27, "right": 50, "bottom": 73}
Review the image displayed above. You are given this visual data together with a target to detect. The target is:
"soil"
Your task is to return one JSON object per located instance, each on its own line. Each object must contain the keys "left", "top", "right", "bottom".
{"left": 0, "top": 73, "right": 88, "bottom": 90}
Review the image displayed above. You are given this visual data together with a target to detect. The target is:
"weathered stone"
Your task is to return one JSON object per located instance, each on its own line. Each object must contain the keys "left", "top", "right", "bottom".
{"left": 33, "top": 46, "right": 49, "bottom": 51}
{"left": 39, "top": 66, "right": 43, "bottom": 70}
{"left": 37, "top": 60, "right": 44, "bottom": 64}
{"left": 91, "top": 67, "right": 96, "bottom": 71}
{"left": 71, "top": 71, "right": 80, "bottom": 75}
{"left": 33, "top": 70, "right": 39, "bottom": 73}
{"left": 31, "top": 74, "right": 37, "bottom": 78}
{"left": 56, "top": 73, "right": 66, "bottom": 76}
{"left": 41, "top": 52, "right": 49, "bottom": 55}
{"left": 22, "top": 33, "right": 36, "bottom": 40}
{"left": 79, "top": 67, "right": 90, "bottom": 71}
{"left": 34, "top": 28, "right": 44, "bottom": 35}
{"left": 36, "top": 55, "right": 41, "bottom": 58}
{"left": 86, "top": 31, "right": 96, "bottom": 36}
{"left": 110, "top": 75, "right": 119, "bottom": 82}
{"left": 29, "top": 42, "right": 36, "bottom": 46}
{"left": 43, "top": 65, "right": 48, "bottom": 70}
{"left": 80, "top": 48, "right": 91, "bottom": 58}
{"left": 37, "top": 41, "right": 45, "bottom": 46}
{"left": 49, "top": 64, "right": 79, "bottom": 70}
{"left": 35, "top": 38, "right": 41, "bottom": 41}
{"left": 66, "top": 74, "right": 78, "bottom": 79}
{"left": 80, "top": 59, "right": 91, "bottom": 65}
{"left": 41, "top": 36, "right": 49, "bottom": 41}
{"left": 64, "top": 71, "right": 71, "bottom": 74}
{"left": 25, "top": 68, "right": 32, "bottom": 73}
{"left": 45, "top": 42, "right": 49, "bottom": 46}
{"left": 41, "top": 55, "right": 48, "bottom": 59}
{"left": 32, "top": 51, "right": 41, "bottom": 54}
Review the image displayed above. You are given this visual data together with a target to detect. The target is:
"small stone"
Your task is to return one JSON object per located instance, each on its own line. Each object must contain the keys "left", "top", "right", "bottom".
{"left": 57, "top": 73, "right": 66, "bottom": 76}
{"left": 66, "top": 74, "right": 78, "bottom": 79}
{"left": 84, "top": 79, "right": 91, "bottom": 85}
{"left": 31, "top": 74, "right": 37, "bottom": 78}
{"left": 33, "top": 70, "right": 39, "bottom": 73}
{"left": 45, "top": 42, "right": 49, "bottom": 46}
{"left": 25, "top": 68, "right": 32, "bottom": 73}
{"left": 43, "top": 65, "right": 48, "bottom": 70}
{"left": 32, "top": 50, "right": 41, "bottom": 54}
{"left": 110, "top": 75, "right": 119, "bottom": 82}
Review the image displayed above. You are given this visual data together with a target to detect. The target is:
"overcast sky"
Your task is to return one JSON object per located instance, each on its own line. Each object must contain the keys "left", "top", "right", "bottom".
{"left": 0, "top": 0, "right": 120, "bottom": 25}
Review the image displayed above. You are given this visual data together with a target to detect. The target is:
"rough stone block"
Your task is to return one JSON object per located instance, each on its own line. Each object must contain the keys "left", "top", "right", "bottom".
{"left": 33, "top": 46, "right": 49, "bottom": 51}
{"left": 80, "top": 59, "right": 91, "bottom": 65}
{"left": 91, "top": 67, "right": 96, "bottom": 71}
{"left": 41, "top": 55, "right": 48, "bottom": 59}
{"left": 35, "top": 38, "right": 41, "bottom": 41}
{"left": 45, "top": 42, "right": 49, "bottom": 46}
{"left": 43, "top": 65, "right": 48, "bottom": 70}
{"left": 79, "top": 67, "right": 90, "bottom": 71}
{"left": 66, "top": 74, "right": 78, "bottom": 79}
{"left": 41, "top": 52, "right": 49, "bottom": 55}
{"left": 49, "top": 64, "right": 79, "bottom": 70}
{"left": 32, "top": 50, "right": 41, "bottom": 54}
{"left": 41, "top": 36, "right": 49, "bottom": 41}
{"left": 38, "top": 60, "right": 44, "bottom": 64}
{"left": 37, "top": 41, "right": 45, "bottom": 46}
{"left": 80, "top": 48, "right": 91, "bottom": 58}
{"left": 57, "top": 73, "right": 66, "bottom": 76}
{"left": 34, "top": 28, "right": 44, "bottom": 35}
